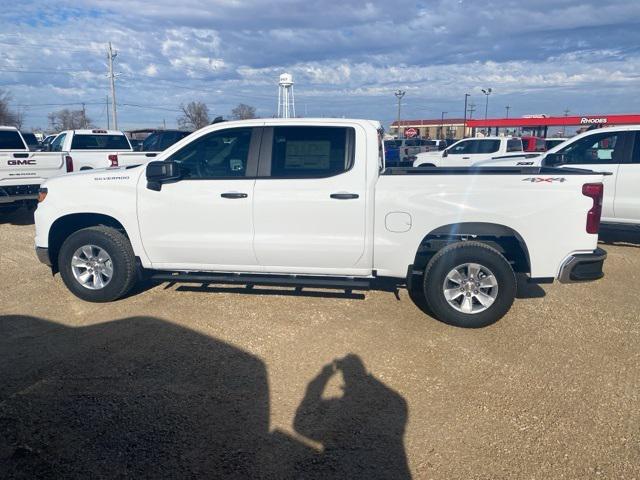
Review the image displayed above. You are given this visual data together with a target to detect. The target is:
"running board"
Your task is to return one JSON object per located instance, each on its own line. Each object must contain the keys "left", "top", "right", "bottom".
{"left": 148, "top": 271, "right": 372, "bottom": 290}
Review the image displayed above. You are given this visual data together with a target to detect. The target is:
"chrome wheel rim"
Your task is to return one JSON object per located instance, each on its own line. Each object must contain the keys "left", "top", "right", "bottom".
{"left": 71, "top": 245, "right": 113, "bottom": 290}
{"left": 442, "top": 263, "right": 498, "bottom": 314}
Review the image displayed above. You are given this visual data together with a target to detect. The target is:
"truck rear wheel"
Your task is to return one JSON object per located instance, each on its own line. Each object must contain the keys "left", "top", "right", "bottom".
{"left": 58, "top": 226, "right": 137, "bottom": 302}
{"left": 423, "top": 242, "right": 516, "bottom": 328}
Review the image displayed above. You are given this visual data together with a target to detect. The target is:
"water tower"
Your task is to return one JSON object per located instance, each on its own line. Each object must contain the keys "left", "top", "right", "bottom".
{"left": 277, "top": 73, "right": 295, "bottom": 118}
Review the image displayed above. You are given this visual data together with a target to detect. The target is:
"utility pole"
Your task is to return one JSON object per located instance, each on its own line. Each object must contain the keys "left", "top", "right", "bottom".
{"left": 463, "top": 93, "right": 470, "bottom": 138}
{"left": 107, "top": 42, "right": 118, "bottom": 130}
{"left": 394, "top": 90, "right": 405, "bottom": 139}
{"left": 106, "top": 95, "right": 110, "bottom": 129}
{"left": 505, "top": 105, "right": 510, "bottom": 119}
{"left": 81, "top": 102, "right": 87, "bottom": 128}
{"left": 468, "top": 102, "right": 476, "bottom": 119}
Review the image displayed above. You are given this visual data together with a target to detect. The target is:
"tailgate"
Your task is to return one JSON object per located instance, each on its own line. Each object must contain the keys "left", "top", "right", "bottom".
{"left": 0, "top": 152, "right": 65, "bottom": 185}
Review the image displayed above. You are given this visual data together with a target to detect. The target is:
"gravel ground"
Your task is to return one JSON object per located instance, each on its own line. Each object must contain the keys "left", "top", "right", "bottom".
{"left": 1, "top": 208, "right": 639, "bottom": 479}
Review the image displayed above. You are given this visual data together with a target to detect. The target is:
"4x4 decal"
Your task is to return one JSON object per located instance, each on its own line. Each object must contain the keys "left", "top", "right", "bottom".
{"left": 522, "top": 177, "right": 566, "bottom": 183}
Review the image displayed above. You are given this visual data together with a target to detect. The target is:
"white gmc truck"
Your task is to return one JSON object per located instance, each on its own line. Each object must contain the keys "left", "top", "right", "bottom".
{"left": 34, "top": 118, "right": 607, "bottom": 328}
{"left": 0, "top": 126, "right": 67, "bottom": 211}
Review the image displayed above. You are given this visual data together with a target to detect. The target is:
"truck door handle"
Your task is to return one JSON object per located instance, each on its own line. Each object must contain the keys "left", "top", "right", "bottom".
{"left": 220, "top": 192, "right": 248, "bottom": 199}
{"left": 330, "top": 193, "right": 359, "bottom": 200}
{"left": 462, "top": 156, "right": 470, "bottom": 159}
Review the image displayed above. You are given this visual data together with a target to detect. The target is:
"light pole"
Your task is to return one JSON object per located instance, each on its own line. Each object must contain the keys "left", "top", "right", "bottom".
{"left": 395, "top": 90, "right": 406, "bottom": 139}
{"left": 481, "top": 88, "right": 492, "bottom": 135}
{"left": 562, "top": 108, "right": 570, "bottom": 136}
{"left": 481, "top": 88, "right": 492, "bottom": 120}
{"left": 440, "top": 111, "right": 447, "bottom": 139}
{"left": 505, "top": 105, "right": 510, "bottom": 118}
{"left": 463, "top": 93, "right": 470, "bottom": 138}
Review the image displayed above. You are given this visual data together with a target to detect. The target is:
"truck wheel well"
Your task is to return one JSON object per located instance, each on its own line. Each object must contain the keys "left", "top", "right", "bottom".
{"left": 48, "top": 213, "right": 128, "bottom": 271}
{"left": 412, "top": 222, "right": 531, "bottom": 274}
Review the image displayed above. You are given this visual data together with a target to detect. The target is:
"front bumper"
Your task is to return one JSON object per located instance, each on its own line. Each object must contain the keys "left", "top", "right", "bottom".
{"left": 35, "top": 246, "right": 52, "bottom": 266}
{"left": 558, "top": 248, "right": 607, "bottom": 283}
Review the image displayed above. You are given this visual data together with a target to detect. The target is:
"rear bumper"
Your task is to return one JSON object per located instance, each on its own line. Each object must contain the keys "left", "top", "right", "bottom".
{"left": 35, "top": 246, "right": 52, "bottom": 266}
{"left": 558, "top": 248, "right": 607, "bottom": 283}
{"left": 0, "top": 184, "right": 39, "bottom": 204}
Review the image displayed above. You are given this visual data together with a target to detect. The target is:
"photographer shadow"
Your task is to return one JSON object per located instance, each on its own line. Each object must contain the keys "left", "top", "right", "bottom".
{"left": 287, "top": 354, "right": 411, "bottom": 479}
{"left": 0, "top": 315, "right": 410, "bottom": 479}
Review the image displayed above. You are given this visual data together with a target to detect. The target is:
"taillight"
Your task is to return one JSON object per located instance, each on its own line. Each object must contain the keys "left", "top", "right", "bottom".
{"left": 108, "top": 154, "right": 118, "bottom": 167}
{"left": 582, "top": 183, "right": 603, "bottom": 234}
{"left": 37, "top": 187, "right": 48, "bottom": 203}
{"left": 65, "top": 155, "right": 73, "bottom": 172}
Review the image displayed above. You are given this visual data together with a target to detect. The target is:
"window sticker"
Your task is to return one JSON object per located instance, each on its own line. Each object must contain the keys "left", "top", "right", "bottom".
{"left": 284, "top": 141, "right": 331, "bottom": 169}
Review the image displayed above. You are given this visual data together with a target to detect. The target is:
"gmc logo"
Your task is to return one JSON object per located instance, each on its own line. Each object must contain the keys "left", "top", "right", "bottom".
{"left": 8, "top": 159, "right": 36, "bottom": 166}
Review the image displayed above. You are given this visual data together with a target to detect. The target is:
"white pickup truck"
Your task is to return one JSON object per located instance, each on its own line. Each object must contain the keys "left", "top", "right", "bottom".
{"left": 0, "top": 126, "right": 67, "bottom": 211}
{"left": 478, "top": 126, "right": 640, "bottom": 227}
{"left": 413, "top": 136, "right": 529, "bottom": 167}
{"left": 34, "top": 118, "right": 607, "bottom": 328}
{"left": 48, "top": 129, "right": 160, "bottom": 171}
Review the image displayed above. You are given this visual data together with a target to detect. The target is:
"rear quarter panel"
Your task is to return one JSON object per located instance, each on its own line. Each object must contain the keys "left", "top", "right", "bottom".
{"left": 374, "top": 173, "right": 603, "bottom": 278}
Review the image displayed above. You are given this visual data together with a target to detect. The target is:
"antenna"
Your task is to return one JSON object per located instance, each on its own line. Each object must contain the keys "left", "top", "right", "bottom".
{"left": 277, "top": 73, "right": 295, "bottom": 118}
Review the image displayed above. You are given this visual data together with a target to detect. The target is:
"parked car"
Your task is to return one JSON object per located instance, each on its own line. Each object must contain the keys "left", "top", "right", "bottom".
{"left": 42, "top": 134, "right": 57, "bottom": 150}
{"left": 21, "top": 132, "right": 42, "bottom": 151}
{"left": 521, "top": 136, "right": 547, "bottom": 152}
{"left": 478, "top": 126, "right": 640, "bottom": 227}
{"left": 35, "top": 118, "right": 606, "bottom": 328}
{"left": 48, "top": 129, "right": 161, "bottom": 170}
{"left": 129, "top": 138, "right": 144, "bottom": 150}
{"left": 413, "top": 136, "right": 525, "bottom": 167}
{"left": 545, "top": 137, "right": 568, "bottom": 150}
{"left": 0, "top": 126, "right": 67, "bottom": 211}
{"left": 141, "top": 129, "right": 192, "bottom": 151}
{"left": 385, "top": 138, "right": 435, "bottom": 166}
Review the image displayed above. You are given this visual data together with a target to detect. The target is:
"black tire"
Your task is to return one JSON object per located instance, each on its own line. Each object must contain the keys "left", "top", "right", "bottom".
{"left": 58, "top": 226, "right": 138, "bottom": 302}
{"left": 423, "top": 241, "right": 516, "bottom": 328}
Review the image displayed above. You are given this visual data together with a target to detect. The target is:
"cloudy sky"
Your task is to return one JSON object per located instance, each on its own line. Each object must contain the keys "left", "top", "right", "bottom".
{"left": 2, "top": 0, "right": 640, "bottom": 130}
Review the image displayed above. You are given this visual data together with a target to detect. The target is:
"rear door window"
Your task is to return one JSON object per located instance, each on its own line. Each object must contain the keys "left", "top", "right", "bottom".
{"left": 71, "top": 134, "right": 131, "bottom": 150}
{"left": 507, "top": 139, "right": 523, "bottom": 152}
{"left": 266, "top": 126, "right": 355, "bottom": 178}
{"left": 0, "top": 130, "right": 26, "bottom": 150}
{"left": 448, "top": 139, "right": 500, "bottom": 155}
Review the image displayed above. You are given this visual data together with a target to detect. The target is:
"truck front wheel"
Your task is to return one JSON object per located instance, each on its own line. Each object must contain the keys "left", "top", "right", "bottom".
{"left": 423, "top": 242, "right": 516, "bottom": 328}
{"left": 58, "top": 226, "right": 137, "bottom": 302}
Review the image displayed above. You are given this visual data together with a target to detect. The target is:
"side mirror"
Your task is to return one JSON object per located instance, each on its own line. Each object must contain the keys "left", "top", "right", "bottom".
{"left": 146, "top": 160, "right": 182, "bottom": 191}
{"left": 442, "top": 149, "right": 448, "bottom": 157}
{"left": 544, "top": 153, "right": 566, "bottom": 167}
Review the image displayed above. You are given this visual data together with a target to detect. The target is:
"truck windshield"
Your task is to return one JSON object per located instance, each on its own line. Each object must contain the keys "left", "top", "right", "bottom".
{"left": 71, "top": 134, "right": 131, "bottom": 150}
{"left": 0, "top": 130, "right": 26, "bottom": 150}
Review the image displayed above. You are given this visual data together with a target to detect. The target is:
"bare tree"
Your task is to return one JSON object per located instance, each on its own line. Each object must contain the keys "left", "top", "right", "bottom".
{"left": 47, "top": 109, "right": 92, "bottom": 131}
{"left": 0, "top": 90, "right": 22, "bottom": 127}
{"left": 231, "top": 103, "right": 256, "bottom": 120}
{"left": 177, "top": 101, "right": 210, "bottom": 130}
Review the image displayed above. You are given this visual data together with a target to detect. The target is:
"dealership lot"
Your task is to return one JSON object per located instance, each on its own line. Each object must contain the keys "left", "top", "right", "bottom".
{"left": 1, "top": 209, "right": 638, "bottom": 479}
